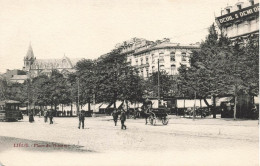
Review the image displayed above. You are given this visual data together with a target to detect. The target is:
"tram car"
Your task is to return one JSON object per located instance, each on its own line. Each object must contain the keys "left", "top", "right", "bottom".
{"left": 0, "top": 100, "right": 23, "bottom": 121}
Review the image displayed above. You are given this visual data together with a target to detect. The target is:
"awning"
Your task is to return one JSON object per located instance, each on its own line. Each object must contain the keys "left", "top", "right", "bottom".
{"left": 177, "top": 99, "right": 212, "bottom": 108}
{"left": 99, "top": 103, "right": 109, "bottom": 109}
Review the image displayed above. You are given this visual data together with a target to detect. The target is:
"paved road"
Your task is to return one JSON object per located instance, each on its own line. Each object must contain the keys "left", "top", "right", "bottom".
{"left": 0, "top": 116, "right": 258, "bottom": 166}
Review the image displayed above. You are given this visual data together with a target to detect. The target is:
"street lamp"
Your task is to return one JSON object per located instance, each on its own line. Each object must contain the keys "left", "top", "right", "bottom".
{"left": 77, "top": 77, "right": 80, "bottom": 116}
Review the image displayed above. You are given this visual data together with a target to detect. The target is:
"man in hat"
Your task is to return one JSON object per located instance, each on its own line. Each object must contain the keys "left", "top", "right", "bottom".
{"left": 120, "top": 109, "right": 127, "bottom": 130}
{"left": 43, "top": 109, "right": 48, "bottom": 123}
{"left": 78, "top": 110, "right": 85, "bottom": 129}
{"left": 29, "top": 111, "right": 34, "bottom": 123}
{"left": 112, "top": 109, "right": 119, "bottom": 126}
{"left": 48, "top": 109, "right": 54, "bottom": 124}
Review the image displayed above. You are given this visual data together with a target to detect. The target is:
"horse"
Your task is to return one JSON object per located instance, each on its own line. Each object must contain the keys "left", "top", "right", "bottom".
{"left": 139, "top": 108, "right": 151, "bottom": 125}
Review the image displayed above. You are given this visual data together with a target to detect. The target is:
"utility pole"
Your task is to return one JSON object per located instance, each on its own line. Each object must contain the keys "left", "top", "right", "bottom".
{"left": 157, "top": 58, "right": 160, "bottom": 108}
{"left": 193, "top": 91, "right": 196, "bottom": 120}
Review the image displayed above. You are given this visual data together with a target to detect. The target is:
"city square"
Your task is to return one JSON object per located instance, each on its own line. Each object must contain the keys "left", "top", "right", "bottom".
{"left": 0, "top": 0, "right": 259, "bottom": 165}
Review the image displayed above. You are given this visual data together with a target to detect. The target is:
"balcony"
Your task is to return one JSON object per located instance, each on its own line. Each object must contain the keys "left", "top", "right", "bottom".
{"left": 134, "top": 63, "right": 149, "bottom": 68}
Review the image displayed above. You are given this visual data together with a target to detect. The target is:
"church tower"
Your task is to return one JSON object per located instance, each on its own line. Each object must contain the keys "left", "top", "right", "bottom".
{"left": 23, "top": 43, "right": 35, "bottom": 72}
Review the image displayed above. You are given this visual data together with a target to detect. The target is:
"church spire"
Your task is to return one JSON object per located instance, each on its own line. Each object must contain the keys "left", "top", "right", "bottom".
{"left": 25, "top": 43, "right": 34, "bottom": 60}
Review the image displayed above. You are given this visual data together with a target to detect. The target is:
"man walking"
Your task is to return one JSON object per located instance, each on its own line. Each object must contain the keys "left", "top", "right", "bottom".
{"left": 48, "top": 109, "right": 54, "bottom": 124}
{"left": 112, "top": 109, "right": 119, "bottom": 126}
{"left": 29, "top": 111, "right": 34, "bottom": 123}
{"left": 43, "top": 109, "right": 48, "bottom": 123}
{"left": 78, "top": 110, "right": 85, "bottom": 129}
{"left": 120, "top": 109, "right": 126, "bottom": 130}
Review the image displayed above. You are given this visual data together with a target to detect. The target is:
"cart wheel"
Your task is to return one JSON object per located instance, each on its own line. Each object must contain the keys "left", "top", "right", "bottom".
{"left": 162, "top": 117, "right": 169, "bottom": 125}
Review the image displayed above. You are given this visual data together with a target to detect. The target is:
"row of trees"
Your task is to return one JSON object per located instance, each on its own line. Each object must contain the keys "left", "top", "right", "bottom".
{"left": 178, "top": 24, "right": 259, "bottom": 119}
{"left": 0, "top": 24, "right": 258, "bottom": 119}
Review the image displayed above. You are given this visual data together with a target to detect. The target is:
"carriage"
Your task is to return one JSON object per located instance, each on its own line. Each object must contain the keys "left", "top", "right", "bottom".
{"left": 148, "top": 108, "right": 169, "bottom": 125}
{"left": 0, "top": 100, "right": 23, "bottom": 121}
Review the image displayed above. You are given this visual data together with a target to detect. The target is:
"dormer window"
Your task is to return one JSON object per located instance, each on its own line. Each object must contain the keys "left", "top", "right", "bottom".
{"left": 250, "top": 0, "right": 254, "bottom": 6}
{"left": 237, "top": 5, "right": 242, "bottom": 10}
{"left": 226, "top": 8, "right": 230, "bottom": 14}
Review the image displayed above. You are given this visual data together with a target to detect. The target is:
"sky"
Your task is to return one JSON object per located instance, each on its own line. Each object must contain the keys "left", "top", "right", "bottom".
{"left": 0, "top": 0, "right": 241, "bottom": 73}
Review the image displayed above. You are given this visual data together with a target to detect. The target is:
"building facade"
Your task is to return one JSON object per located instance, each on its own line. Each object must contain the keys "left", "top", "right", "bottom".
{"left": 215, "top": 0, "right": 259, "bottom": 42}
{"left": 3, "top": 69, "right": 28, "bottom": 83}
{"left": 115, "top": 38, "right": 199, "bottom": 78}
{"left": 23, "top": 44, "right": 81, "bottom": 78}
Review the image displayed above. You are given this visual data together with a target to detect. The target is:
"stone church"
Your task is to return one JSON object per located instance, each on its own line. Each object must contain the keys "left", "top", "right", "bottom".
{"left": 23, "top": 44, "right": 81, "bottom": 78}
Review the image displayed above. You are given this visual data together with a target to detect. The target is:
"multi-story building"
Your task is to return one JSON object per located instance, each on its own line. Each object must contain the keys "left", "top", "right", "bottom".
{"left": 23, "top": 44, "right": 82, "bottom": 78}
{"left": 115, "top": 38, "right": 199, "bottom": 78}
{"left": 2, "top": 69, "right": 28, "bottom": 84}
{"left": 215, "top": 0, "right": 259, "bottom": 42}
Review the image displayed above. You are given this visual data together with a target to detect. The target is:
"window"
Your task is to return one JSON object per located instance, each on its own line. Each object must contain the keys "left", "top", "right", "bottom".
{"left": 160, "top": 65, "right": 165, "bottom": 71}
{"left": 159, "top": 53, "right": 164, "bottom": 62}
{"left": 141, "top": 69, "right": 143, "bottom": 77}
{"left": 152, "top": 54, "right": 155, "bottom": 64}
{"left": 146, "top": 57, "right": 149, "bottom": 64}
{"left": 171, "top": 65, "right": 176, "bottom": 75}
{"left": 152, "top": 66, "right": 155, "bottom": 73}
{"left": 135, "top": 58, "right": 138, "bottom": 65}
{"left": 237, "top": 5, "right": 242, "bottom": 10}
{"left": 170, "top": 52, "right": 175, "bottom": 61}
{"left": 141, "top": 58, "right": 143, "bottom": 65}
{"left": 146, "top": 67, "right": 149, "bottom": 77}
{"left": 182, "top": 52, "right": 187, "bottom": 61}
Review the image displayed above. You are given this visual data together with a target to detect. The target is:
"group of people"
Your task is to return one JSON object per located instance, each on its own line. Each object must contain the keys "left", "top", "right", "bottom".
{"left": 29, "top": 108, "right": 127, "bottom": 130}
{"left": 112, "top": 109, "right": 127, "bottom": 130}
{"left": 43, "top": 109, "right": 54, "bottom": 124}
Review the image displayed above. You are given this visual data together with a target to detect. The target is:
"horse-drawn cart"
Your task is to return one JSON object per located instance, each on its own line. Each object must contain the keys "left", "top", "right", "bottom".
{"left": 148, "top": 108, "right": 169, "bottom": 125}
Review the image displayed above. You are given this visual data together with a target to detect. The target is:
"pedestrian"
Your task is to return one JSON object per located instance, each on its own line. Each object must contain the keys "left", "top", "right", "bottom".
{"left": 112, "top": 109, "right": 119, "bottom": 126}
{"left": 48, "top": 109, "right": 54, "bottom": 124}
{"left": 43, "top": 109, "right": 48, "bottom": 123}
{"left": 29, "top": 111, "right": 34, "bottom": 123}
{"left": 78, "top": 110, "right": 85, "bottom": 129}
{"left": 120, "top": 109, "right": 126, "bottom": 130}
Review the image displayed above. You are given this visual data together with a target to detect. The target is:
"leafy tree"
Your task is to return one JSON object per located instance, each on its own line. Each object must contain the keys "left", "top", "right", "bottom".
{"left": 145, "top": 71, "right": 173, "bottom": 99}
{"left": 221, "top": 37, "right": 259, "bottom": 119}
{"left": 75, "top": 59, "right": 96, "bottom": 111}
{"left": 178, "top": 24, "right": 233, "bottom": 118}
{"left": 95, "top": 49, "right": 144, "bottom": 109}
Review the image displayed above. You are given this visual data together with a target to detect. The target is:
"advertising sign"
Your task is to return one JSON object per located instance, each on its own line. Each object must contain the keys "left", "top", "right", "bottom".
{"left": 216, "top": 4, "right": 259, "bottom": 27}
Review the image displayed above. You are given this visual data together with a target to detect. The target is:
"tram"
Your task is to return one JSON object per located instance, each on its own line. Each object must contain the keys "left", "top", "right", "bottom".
{"left": 0, "top": 100, "right": 23, "bottom": 121}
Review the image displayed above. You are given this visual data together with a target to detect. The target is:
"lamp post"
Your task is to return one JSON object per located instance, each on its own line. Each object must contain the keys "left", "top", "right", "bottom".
{"left": 27, "top": 66, "right": 31, "bottom": 116}
{"left": 77, "top": 77, "right": 80, "bottom": 116}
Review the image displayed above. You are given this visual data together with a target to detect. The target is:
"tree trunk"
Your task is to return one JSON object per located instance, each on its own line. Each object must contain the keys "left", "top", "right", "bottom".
{"left": 203, "top": 97, "right": 210, "bottom": 107}
{"left": 212, "top": 95, "right": 216, "bottom": 118}
{"left": 71, "top": 103, "right": 73, "bottom": 117}
{"left": 88, "top": 98, "right": 91, "bottom": 111}
{"left": 114, "top": 101, "right": 116, "bottom": 110}
{"left": 234, "top": 95, "right": 237, "bottom": 120}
